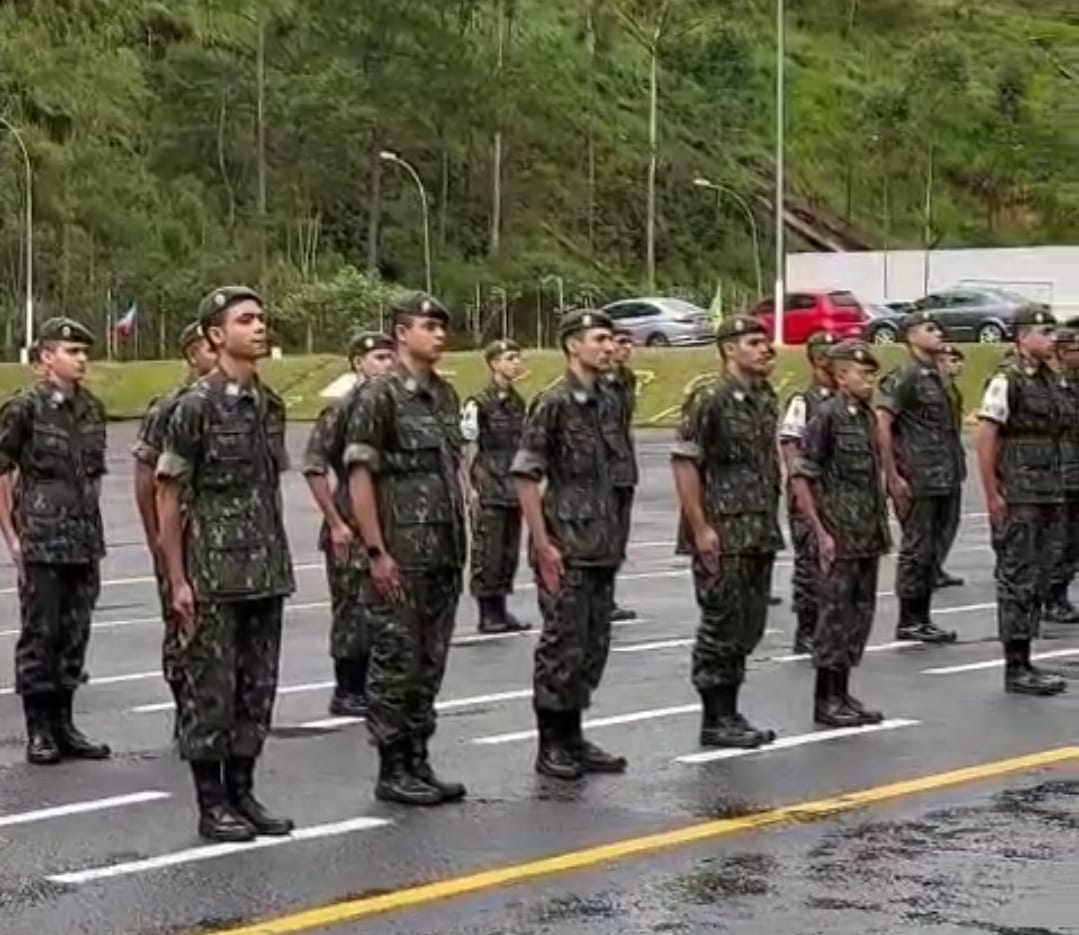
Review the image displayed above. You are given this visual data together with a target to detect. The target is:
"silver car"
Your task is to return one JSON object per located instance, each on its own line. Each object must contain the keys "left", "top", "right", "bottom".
{"left": 600, "top": 297, "right": 715, "bottom": 347}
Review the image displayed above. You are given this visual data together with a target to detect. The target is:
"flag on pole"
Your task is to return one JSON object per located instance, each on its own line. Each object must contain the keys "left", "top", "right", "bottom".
{"left": 113, "top": 303, "right": 138, "bottom": 340}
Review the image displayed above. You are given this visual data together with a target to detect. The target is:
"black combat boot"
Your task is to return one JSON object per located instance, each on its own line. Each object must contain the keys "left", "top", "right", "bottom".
{"left": 566, "top": 711, "right": 626, "bottom": 773}
{"left": 837, "top": 669, "right": 884, "bottom": 725}
{"left": 813, "top": 670, "right": 864, "bottom": 727}
{"left": 375, "top": 741, "right": 443, "bottom": 805}
{"left": 23, "top": 694, "right": 61, "bottom": 766}
{"left": 895, "top": 596, "right": 956, "bottom": 644}
{"left": 53, "top": 690, "right": 110, "bottom": 759}
{"left": 192, "top": 760, "right": 255, "bottom": 842}
{"left": 1043, "top": 585, "right": 1079, "bottom": 624}
{"left": 610, "top": 602, "right": 638, "bottom": 622}
{"left": 225, "top": 757, "right": 295, "bottom": 835}
{"left": 1004, "top": 640, "right": 1066, "bottom": 696}
{"left": 534, "top": 711, "right": 583, "bottom": 780}
{"left": 699, "top": 685, "right": 773, "bottom": 748}
{"left": 792, "top": 612, "right": 815, "bottom": 655}
{"left": 409, "top": 736, "right": 466, "bottom": 802}
{"left": 477, "top": 596, "right": 508, "bottom": 634}
{"left": 934, "top": 569, "right": 964, "bottom": 589}
{"left": 329, "top": 659, "right": 369, "bottom": 717}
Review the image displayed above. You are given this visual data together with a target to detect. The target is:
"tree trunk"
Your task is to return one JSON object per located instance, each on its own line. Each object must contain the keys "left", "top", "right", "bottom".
{"left": 645, "top": 40, "right": 658, "bottom": 291}
{"left": 439, "top": 141, "right": 450, "bottom": 251}
{"left": 256, "top": 14, "right": 267, "bottom": 289}
{"left": 218, "top": 84, "right": 236, "bottom": 229}
{"left": 365, "top": 130, "right": 383, "bottom": 273}
{"left": 585, "top": 0, "right": 597, "bottom": 251}
{"left": 489, "top": 0, "right": 506, "bottom": 258}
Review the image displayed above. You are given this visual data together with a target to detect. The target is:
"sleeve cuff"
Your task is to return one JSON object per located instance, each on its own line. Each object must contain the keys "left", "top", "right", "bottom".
{"left": 343, "top": 442, "right": 381, "bottom": 473}
{"left": 510, "top": 449, "right": 545, "bottom": 480}
{"left": 155, "top": 451, "right": 192, "bottom": 482}
{"left": 131, "top": 441, "right": 160, "bottom": 466}
{"left": 791, "top": 456, "right": 821, "bottom": 480}
{"left": 670, "top": 439, "right": 703, "bottom": 462}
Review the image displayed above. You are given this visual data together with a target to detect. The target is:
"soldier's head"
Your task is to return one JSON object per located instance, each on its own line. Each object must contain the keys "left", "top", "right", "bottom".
{"left": 828, "top": 340, "right": 878, "bottom": 402}
{"left": 390, "top": 291, "right": 450, "bottom": 365}
{"left": 559, "top": 309, "right": 614, "bottom": 373}
{"left": 38, "top": 318, "right": 94, "bottom": 385}
{"left": 198, "top": 286, "right": 267, "bottom": 363}
{"left": 348, "top": 331, "right": 396, "bottom": 379}
{"left": 715, "top": 316, "right": 772, "bottom": 377}
{"left": 942, "top": 343, "right": 965, "bottom": 378}
{"left": 1054, "top": 328, "right": 1079, "bottom": 371}
{"left": 900, "top": 310, "right": 944, "bottom": 355}
{"left": 1013, "top": 305, "right": 1056, "bottom": 361}
{"left": 178, "top": 321, "right": 216, "bottom": 377}
{"left": 612, "top": 328, "right": 634, "bottom": 365}
{"left": 484, "top": 338, "right": 522, "bottom": 383}
{"left": 805, "top": 331, "right": 837, "bottom": 383}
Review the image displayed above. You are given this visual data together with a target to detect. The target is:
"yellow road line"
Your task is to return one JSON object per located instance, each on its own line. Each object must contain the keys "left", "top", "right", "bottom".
{"left": 202, "top": 746, "right": 1079, "bottom": 935}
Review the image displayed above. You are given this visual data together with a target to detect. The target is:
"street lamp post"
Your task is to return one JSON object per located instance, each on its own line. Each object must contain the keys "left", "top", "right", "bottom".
{"left": 773, "top": 0, "right": 786, "bottom": 346}
{"left": 0, "top": 117, "right": 33, "bottom": 363}
{"left": 379, "top": 150, "right": 433, "bottom": 294}
{"left": 692, "top": 178, "right": 763, "bottom": 299}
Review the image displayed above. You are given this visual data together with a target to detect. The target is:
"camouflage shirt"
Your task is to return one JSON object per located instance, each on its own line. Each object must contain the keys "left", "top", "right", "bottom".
{"left": 464, "top": 381, "right": 526, "bottom": 508}
{"left": 0, "top": 382, "right": 107, "bottom": 564}
{"left": 600, "top": 366, "right": 639, "bottom": 489}
{"left": 875, "top": 355, "right": 964, "bottom": 494}
{"left": 671, "top": 372, "right": 784, "bottom": 556}
{"left": 793, "top": 393, "right": 890, "bottom": 559}
{"left": 342, "top": 364, "right": 466, "bottom": 572}
{"left": 303, "top": 379, "right": 368, "bottom": 564}
{"left": 132, "top": 385, "right": 189, "bottom": 468}
{"left": 511, "top": 370, "right": 623, "bottom": 567}
{"left": 1056, "top": 368, "right": 1079, "bottom": 494}
{"left": 156, "top": 370, "right": 295, "bottom": 602}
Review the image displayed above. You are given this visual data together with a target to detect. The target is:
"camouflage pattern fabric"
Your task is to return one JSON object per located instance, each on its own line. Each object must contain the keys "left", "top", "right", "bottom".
{"left": 600, "top": 366, "right": 639, "bottom": 490}
{"left": 934, "top": 490, "right": 963, "bottom": 574}
{"left": 326, "top": 550, "right": 371, "bottom": 661}
{"left": 343, "top": 366, "right": 467, "bottom": 572}
{"left": 468, "top": 382, "right": 526, "bottom": 508}
{"left": 363, "top": 570, "right": 461, "bottom": 747}
{"left": 469, "top": 504, "right": 521, "bottom": 598}
{"left": 176, "top": 597, "right": 284, "bottom": 760}
{"left": 511, "top": 372, "right": 624, "bottom": 568}
{"left": 993, "top": 504, "right": 1064, "bottom": 640}
{"left": 0, "top": 383, "right": 107, "bottom": 564}
{"left": 896, "top": 495, "right": 962, "bottom": 600}
{"left": 690, "top": 554, "right": 775, "bottom": 690}
{"left": 994, "top": 358, "right": 1063, "bottom": 506}
{"left": 814, "top": 557, "right": 880, "bottom": 669}
{"left": 533, "top": 566, "right": 615, "bottom": 712}
{"left": 1052, "top": 369, "right": 1079, "bottom": 590}
{"left": 15, "top": 561, "right": 100, "bottom": 694}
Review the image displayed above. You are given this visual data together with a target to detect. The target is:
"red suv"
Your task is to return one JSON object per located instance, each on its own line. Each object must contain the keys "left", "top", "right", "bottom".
{"left": 748, "top": 290, "right": 868, "bottom": 345}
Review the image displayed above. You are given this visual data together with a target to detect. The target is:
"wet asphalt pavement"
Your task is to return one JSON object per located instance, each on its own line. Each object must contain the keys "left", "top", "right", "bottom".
{"left": 0, "top": 425, "right": 1077, "bottom": 935}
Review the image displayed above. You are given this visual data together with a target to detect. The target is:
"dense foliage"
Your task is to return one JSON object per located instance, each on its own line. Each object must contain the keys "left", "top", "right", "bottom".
{"left": 0, "top": 0, "right": 1075, "bottom": 354}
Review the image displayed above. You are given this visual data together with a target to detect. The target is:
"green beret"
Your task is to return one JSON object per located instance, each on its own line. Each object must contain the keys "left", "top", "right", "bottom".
{"left": 558, "top": 308, "right": 614, "bottom": 343}
{"left": 1013, "top": 305, "right": 1056, "bottom": 330}
{"left": 806, "top": 331, "right": 838, "bottom": 355}
{"left": 348, "top": 331, "right": 394, "bottom": 357}
{"left": 484, "top": 338, "right": 521, "bottom": 363}
{"left": 39, "top": 317, "right": 94, "bottom": 347}
{"left": 899, "top": 309, "right": 940, "bottom": 335}
{"left": 715, "top": 315, "right": 767, "bottom": 344}
{"left": 178, "top": 321, "right": 203, "bottom": 353}
{"left": 828, "top": 339, "right": 879, "bottom": 371}
{"left": 942, "top": 343, "right": 965, "bottom": 360}
{"left": 198, "top": 285, "right": 263, "bottom": 332}
{"left": 390, "top": 291, "right": 451, "bottom": 325}
{"left": 612, "top": 326, "right": 633, "bottom": 340}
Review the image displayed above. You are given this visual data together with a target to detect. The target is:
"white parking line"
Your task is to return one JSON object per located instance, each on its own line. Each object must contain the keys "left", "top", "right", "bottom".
{"left": 0, "top": 670, "right": 161, "bottom": 696}
{"left": 0, "top": 791, "right": 170, "bottom": 829}
{"left": 612, "top": 638, "right": 693, "bottom": 654}
{"left": 922, "top": 648, "right": 1079, "bottom": 675}
{"left": 472, "top": 704, "right": 699, "bottom": 746}
{"left": 47, "top": 815, "right": 391, "bottom": 885}
{"left": 675, "top": 719, "right": 920, "bottom": 764}
{"left": 773, "top": 640, "right": 915, "bottom": 664}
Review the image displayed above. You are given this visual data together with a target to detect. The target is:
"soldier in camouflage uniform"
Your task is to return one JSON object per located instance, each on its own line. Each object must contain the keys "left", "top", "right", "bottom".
{"left": 671, "top": 316, "right": 782, "bottom": 749}
{"left": 974, "top": 306, "right": 1066, "bottom": 696}
{"left": 303, "top": 331, "right": 396, "bottom": 718}
{"left": 1046, "top": 328, "right": 1079, "bottom": 623}
{"left": 935, "top": 344, "right": 967, "bottom": 589}
{"left": 156, "top": 286, "right": 296, "bottom": 841}
{"left": 513, "top": 308, "right": 628, "bottom": 781}
{"left": 460, "top": 339, "right": 531, "bottom": 634}
{"left": 778, "top": 331, "right": 837, "bottom": 654}
{"left": 791, "top": 341, "right": 891, "bottom": 726}
{"left": 0, "top": 318, "right": 110, "bottom": 766}
{"left": 604, "top": 327, "right": 639, "bottom": 622}
{"left": 132, "top": 322, "right": 217, "bottom": 723}
{"left": 875, "top": 310, "right": 961, "bottom": 644}
{"left": 344, "top": 292, "right": 468, "bottom": 807}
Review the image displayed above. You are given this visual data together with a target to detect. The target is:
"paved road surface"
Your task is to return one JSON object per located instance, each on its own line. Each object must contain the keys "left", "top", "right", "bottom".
{"left": 0, "top": 425, "right": 1076, "bottom": 935}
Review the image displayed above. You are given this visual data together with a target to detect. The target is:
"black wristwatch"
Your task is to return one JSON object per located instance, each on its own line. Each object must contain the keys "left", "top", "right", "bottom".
{"left": 366, "top": 545, "right": 384, "bottom": 559}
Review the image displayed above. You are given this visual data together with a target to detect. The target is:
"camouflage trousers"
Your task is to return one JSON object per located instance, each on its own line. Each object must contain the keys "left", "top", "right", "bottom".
{"left": 615, "top": 488, "right": 635, "bottom": 558}
{"left": 326, "top": 552, "right": 371, "bottom": 662}
{"left": 993, "top": 503, "right": 1064, "bottom": 641}
{"left": 1049, "top": 497, "right": 1079, "bottom": 591}
{"left": 533, "top": 565, "right": 616, "bottom": 712}
{"left": 177, "top": 596, "right": 284, "bottom": 761}
{"left": 364, "top": 570, "right": 461, "bottom": 747}
{"left": 896, "top": 493, "right": 961, "bottom": 601}
{"left": 813, "top": 557, "right": 880, "bottom": 670}
{"left": 691, "top": 553, "right": 775, "bottom": 690}
{"left": 153, "top": 560, "right": 182, "bottom": 687}
{"left": 790, "top": 514, "right": 818, "bottom": 618}
{"left": 15, "top": 561, "right": 100, "bottom": 695}
{"left": 469, "top": 505, "right": 521, "bottom": 598}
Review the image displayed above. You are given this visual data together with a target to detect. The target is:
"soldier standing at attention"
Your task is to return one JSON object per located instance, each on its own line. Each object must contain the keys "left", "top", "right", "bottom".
{"left": 0, "top": 318, "right": 110, "bottom": 765}
{"left": 303, "top": 331, "right": 396, "bottom": 717}
{"left": 791, "top": 341, "right": 890, "bottom": 726}
{"left": 156, "top": 286, "right": 295, "bottom": 841}
{"left": 605, "top": 327, "right": 639, "bottom": 622}
{"left": 671, "top": 316, "right": 782, "bottom": 749}
{"left": 344, "top": 292, "right": 467, "bottom": 806}
{"left": 974, "top": 306, "right": 1066, "bottom": 696}
{"left": 1045, "top": 328, "right": 1079, "bottom": 623}
{"left": 460, "top": 339, "right": 531, "bottom": 634}
{"left": 875, "top": 311, "right": 961, "bottom": 644}
{"left": 935, "top": 344, "right": 967, "bottom": 589}
{"left": 512, "top": 309, "right": 627, "bottom": 780}
{"left": 132, "top": 322, "right": 217, "bottom": 720}
{"left": 778, "top": 331, "right": 837, "bottom": 654}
